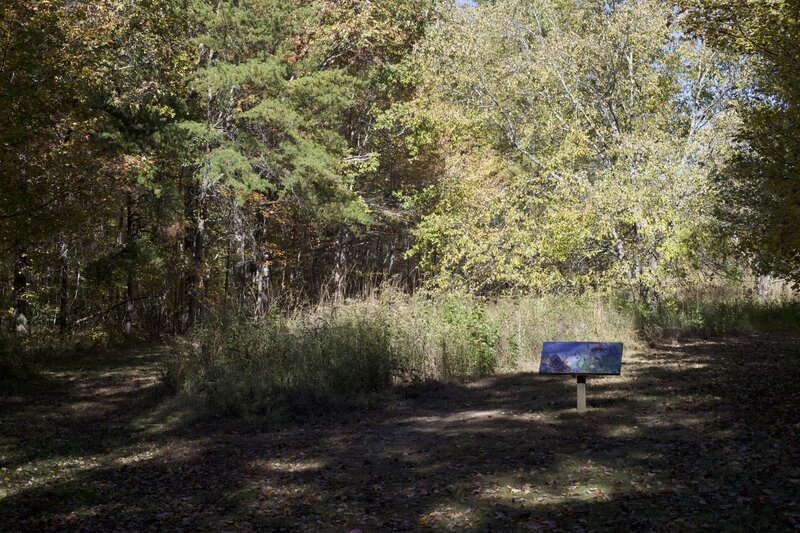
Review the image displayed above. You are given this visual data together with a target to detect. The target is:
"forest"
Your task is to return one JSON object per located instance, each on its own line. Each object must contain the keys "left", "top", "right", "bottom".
{"left": 1, "top": 0, "right": 800, "bottom": 530}
{"left": 2, "top": 0, "right": 797, "bottom": 339}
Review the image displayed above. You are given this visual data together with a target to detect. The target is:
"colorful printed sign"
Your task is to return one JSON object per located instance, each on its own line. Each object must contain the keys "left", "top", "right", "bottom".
{"left": 539, "top": 342, "right": 623, "bottom": 375}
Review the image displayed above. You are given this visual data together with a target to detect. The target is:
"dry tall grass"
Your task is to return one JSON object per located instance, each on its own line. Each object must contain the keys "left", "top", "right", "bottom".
{"left": 165, "top": 289, "right": 645, "bottom": 418}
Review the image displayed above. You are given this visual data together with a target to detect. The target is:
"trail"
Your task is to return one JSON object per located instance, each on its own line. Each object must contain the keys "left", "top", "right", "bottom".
{"left": 2, "top": 336, "right": 799, "bottom": 531}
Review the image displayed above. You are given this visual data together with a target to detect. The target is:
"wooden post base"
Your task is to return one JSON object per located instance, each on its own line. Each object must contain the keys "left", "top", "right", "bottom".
{"left": 576, "top": 375, "right": 587, "bottom": 412}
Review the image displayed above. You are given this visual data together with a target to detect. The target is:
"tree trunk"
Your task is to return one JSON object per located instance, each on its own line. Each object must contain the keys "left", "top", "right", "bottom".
{"left": 255, "top": 262, "right": 270, "bottom": 315}
{"left": 754, "top": 273, "right": 769, "bottom": 300}
{"left": 186, "top": 188, "right": 207, "bottom": 329}
{"left": 228, "top": 200, "right": 248, "bottom": 313}
{"left": 57, "top": 240, "right": 69, "bottom": 335}
{"left": 332, "top": 227, "right": 350, "bottom": 295}
{"left": 122, "top": 197, "right": 135, "bottom": 337}
{"left": 123, "top": 270, "right": 134, "bottom": 337}
{"left": 11, "top": 247, "right": 29, "bottom": 334}
{"left": 253, "top": 209, "right": 270, "bottom": 315}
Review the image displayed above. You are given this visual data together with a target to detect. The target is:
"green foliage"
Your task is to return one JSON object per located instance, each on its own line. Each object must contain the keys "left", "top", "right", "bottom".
{"left": 1, "top": 0, "right": 796, "bottom": 350}
{"left": 439, "top": 299, "right": 500, "bottom": 377}
{"left": 412, "top": 0, "right": 739, "bottom": 297}
{"left": 183, "top": 0, "right": 369, "bottom": 222}
{"left": 681, "top": 0, "right": 800, "bottom": 286}
{"left": 633, "top": 292, "right": 800, "bottom": 341}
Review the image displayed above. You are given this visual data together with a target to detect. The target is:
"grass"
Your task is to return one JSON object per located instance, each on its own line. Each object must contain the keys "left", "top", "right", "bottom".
{"left": 164, "top": 291, "right": 644, "bottom": 419}
{"left": 633, "top": 293, "right": 800, "bottom": 340}
{"left": 163, "top": 286, "right": 799, "bottom": 419}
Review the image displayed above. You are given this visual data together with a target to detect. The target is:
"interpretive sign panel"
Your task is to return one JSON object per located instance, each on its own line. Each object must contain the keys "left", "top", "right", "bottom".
{"left": 539, "top": 342, "right": 623, "bottom": 375}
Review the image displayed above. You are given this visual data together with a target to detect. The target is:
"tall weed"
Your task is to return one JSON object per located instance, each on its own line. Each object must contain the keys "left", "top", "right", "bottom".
{"left": 634, "top": 295, "right": 800, "bottom": 340}
{"left": 166, "top": 290, "right": 646, "bottom": 417}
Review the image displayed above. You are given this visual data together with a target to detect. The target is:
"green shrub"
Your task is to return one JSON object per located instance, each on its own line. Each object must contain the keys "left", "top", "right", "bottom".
{"left": 0, "top": 336, "right": 38, "bottom": 381}
{"left": 438, "top": 299, "right": 499, "bottom": 378}
{"left": 0, "top": 334, "right": 77, "bottom": 383}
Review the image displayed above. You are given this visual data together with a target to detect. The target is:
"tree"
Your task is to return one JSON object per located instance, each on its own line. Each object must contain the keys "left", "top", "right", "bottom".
{"left": 312, "top": 0, "right": 440, "bottom": 292}
{"left": 681, "top": 0, "right": 800, "bottom": 286}
{"left": 179, "top": 0, "right": 372, "bottom": 322}
{"left": 0, "top": 0, "right": 112, "bottom": 332}
{"left": 412, "top": 0, "right": 737, "bottom": 299}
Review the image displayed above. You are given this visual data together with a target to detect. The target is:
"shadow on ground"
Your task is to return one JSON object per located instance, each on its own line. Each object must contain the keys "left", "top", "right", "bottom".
{"left": 1, "top": 335, "right": 799, "bottom": 531}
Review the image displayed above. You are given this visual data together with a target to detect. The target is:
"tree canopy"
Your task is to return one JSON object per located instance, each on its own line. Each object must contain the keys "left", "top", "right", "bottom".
{"left": 681, "top": 0, "right": 800, "bottom": 286}
{"left": 0, "top": 0, "right": 796, "bottom": 337}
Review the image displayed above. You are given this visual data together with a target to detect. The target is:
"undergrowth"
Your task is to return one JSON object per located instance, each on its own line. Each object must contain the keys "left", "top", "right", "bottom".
{"left": 633, "top": 296, "right": 800, "bottom": 340}
{"left": 0, "top": 336, "right": 73, "bottom": 383}
{"left": 165, "top": 288, "right": 799, "bottom": 419}
{"left": 0, "top": 331, "right": 119, "bottom": 385}
{"left": 164, "top": 291, "right": 644, "bottom": 418}
{"left": 5, "top": 287, "right": 797, "bottom": 418}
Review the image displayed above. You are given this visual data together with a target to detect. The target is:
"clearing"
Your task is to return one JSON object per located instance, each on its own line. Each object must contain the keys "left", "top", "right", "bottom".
{"left": 2, "top": 335, "right": 799, "bottom": 531}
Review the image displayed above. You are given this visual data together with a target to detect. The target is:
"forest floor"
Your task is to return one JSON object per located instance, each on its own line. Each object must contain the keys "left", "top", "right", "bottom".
{"left": 2, "top": 334, "right": 800, "bottom": 532}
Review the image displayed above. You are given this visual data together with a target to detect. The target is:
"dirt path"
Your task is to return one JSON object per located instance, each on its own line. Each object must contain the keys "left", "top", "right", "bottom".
{"left": 2, "top": 336, "right": 800, "bottom": 531}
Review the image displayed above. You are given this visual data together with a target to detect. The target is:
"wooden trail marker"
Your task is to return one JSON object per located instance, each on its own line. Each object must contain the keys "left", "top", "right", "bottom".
{"left": 576, "top": 375, "right": 587, "bottom": 412}
{"left": 538, "top": 342, "right": 624, "bottom": 412}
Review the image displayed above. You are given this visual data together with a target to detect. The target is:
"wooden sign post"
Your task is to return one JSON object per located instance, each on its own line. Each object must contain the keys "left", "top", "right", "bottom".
{"left": 538, "top": 342, "right": 624, "bottom": 412}
{"left": 576, "top": 375, "right": 587, "bottom": 413}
